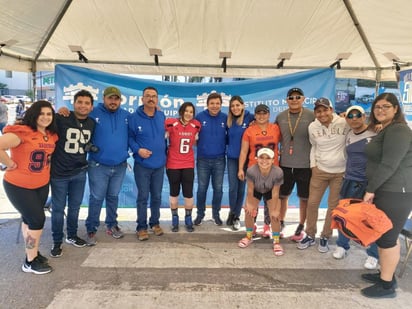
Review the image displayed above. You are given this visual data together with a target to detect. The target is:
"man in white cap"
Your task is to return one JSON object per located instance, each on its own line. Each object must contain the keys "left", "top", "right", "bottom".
{"left": 332, "top": 105, "right": 379, "bottom": 269}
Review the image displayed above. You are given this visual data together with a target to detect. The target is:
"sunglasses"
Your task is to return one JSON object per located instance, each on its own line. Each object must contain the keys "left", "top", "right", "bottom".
{"left": 346, "top": 112, "right": 363, "bottom": 119}
{"left": 287, "top": 95, "right": 302, "bottom": 100}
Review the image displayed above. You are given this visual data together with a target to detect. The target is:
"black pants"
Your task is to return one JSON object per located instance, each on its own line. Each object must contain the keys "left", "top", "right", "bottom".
{"left": 3, "top": 180, "right": 49, "bottom": 230}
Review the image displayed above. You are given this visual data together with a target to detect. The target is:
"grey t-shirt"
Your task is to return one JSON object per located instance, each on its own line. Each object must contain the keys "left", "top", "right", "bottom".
{"left": 276, "top": 108, "right": 314, "bottom": 168}
{"left": 246, "top": 164, "right": 283, "bottom": 193}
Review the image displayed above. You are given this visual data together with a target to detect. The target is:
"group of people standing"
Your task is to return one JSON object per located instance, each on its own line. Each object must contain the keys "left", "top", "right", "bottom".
{"left": 1, "top": 85, "right": 411, "bottom": 299}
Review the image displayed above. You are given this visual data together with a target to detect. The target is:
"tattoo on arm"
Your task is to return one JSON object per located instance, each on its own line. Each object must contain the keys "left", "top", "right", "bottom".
{"left": 25, "top": 235, "right": 36, "bottom": 249}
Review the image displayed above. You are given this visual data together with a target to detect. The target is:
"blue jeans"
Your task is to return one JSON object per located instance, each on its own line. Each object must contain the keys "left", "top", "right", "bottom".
{"left": 51, "top": 170, "right": 87, "bottom": 243}
{"left": 227, "top": 158, "right": 246, "bottom": 218}
{"left": 336, "top": 178, "right": 379, "bottom": 259}
{"left": 134, "top": 162, "right": 164, "bottom": 231}
{"left": 85, "top": 160, "right": 127, "bottom": 233}
{"left": 196, "top": 157, "right": 225, "bottom": 218}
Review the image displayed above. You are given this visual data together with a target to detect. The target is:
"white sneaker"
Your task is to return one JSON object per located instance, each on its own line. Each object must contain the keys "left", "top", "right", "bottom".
{"left": 332, "top": 246, "right": 348, "bottom": 259}
{"left": 233, "top": 219, "right": 241, "bottom": 230}
{"left": 364, "top": 256, "right": 379, "bottom": 270}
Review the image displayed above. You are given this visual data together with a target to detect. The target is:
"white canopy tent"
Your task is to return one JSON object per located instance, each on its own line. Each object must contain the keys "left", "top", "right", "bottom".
{"left": 0, "top": 0, "right": 411, "bottom": 81}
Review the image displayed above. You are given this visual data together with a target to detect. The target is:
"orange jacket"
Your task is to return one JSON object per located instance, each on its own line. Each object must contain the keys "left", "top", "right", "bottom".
{"left": 331, "top": 198, "right": 393, "bottom": 247}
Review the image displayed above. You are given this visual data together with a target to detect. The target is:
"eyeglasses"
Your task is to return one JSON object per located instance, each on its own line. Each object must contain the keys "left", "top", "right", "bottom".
{"left": 346, "top": 112, "right": 363, "bottom": 119}
{"left": 287, "top": 95, "right": 302, "bottom": 100}
{"left": 143, "top": 95, "right": 158, "bottom": 100}
{"left": 373, "top": 104, "right": 393, "bottom": 111}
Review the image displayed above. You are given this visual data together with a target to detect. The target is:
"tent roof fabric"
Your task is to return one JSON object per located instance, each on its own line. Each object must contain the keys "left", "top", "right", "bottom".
{"left": 0, "top": 0, "right": 411, "bottom": 81}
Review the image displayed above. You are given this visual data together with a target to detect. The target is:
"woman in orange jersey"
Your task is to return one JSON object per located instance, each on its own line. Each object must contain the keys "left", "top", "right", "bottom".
{"left": 238, "top": 104, "right": 281, "bottom": 238}
{"left": 0, "top": 100, "right": 58, "bottom": 275}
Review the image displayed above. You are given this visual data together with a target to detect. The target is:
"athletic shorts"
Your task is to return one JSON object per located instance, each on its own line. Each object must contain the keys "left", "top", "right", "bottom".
{"left": 166, "top": 168, "right": 195, "bottom": 198}
{"left": 279, "top": 166, "right": 311, "bottom": 199}
{"left": 253, "top": 189, "right": 272, "bottom": 201}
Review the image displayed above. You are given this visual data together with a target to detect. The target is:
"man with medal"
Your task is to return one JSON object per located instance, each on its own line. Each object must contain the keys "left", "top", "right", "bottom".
{"left": 275, "top": 88, "right": 315, "bottom": 241}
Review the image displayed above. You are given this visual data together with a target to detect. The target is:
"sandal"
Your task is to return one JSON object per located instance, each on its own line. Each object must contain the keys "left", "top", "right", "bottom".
{"left": 238, "top": 237, "right": 253, "bottom": 248}
{"left": 273, "top": 243, "right": 284, "bottom": 256}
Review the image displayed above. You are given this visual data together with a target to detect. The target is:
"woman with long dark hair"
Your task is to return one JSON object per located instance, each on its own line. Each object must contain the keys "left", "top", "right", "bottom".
{"left": 0, "top": 100, "right": 58, "bottom": 274}
{"left": 361, "top": 93, "right": 412, "bottom": 298}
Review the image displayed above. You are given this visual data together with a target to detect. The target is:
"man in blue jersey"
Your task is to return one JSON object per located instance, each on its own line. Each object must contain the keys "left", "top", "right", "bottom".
{"left": 194, "top": 92, "right": 227, "bottom": 226}
{"left": 85, "top": 86, "right": 130, "bottom": 245}
{"left": 128, "top": 86, "right": 166, "bottom": 241}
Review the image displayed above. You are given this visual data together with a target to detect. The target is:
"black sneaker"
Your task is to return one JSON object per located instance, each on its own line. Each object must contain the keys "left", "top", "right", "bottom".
{"left": 22, "top": 256, "right": 52, "bottom": 275}
{"left": 226, "top": 212, "right": 235, "bottom": 226}
{"left": 361, "top": 272, "right": 398, "bottom": 289}
{"left": 50, "top": 243, "right": 63, "bottom": 258}
{"left": 27, "top": 252, "right": 49, "bottom": 263}
{"left": 213, "top": 216, "right": 223, "bottom": 226}
{"left": 194, "top": 216, "right": 203, "bottom": 226}
{"left": 297, "top": 235, "right": 315, "bottom": 250}
{"left": 318, "top": 237, "right": 329, "bottom": 253}
{"left": 361, "top": 282, "right": 396, "bottom": 299}
{"left": 65, "top": 235, "right": 87, "bottom": 248}
{"left": 37, "top": 251, "right": 48, "bottom": 264}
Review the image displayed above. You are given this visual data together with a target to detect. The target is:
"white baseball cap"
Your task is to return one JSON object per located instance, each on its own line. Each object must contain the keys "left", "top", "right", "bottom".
{"left": 346, "top": 105, "right": 365, "bottom": 115}
{"left": 257, "top": 147, "right": 275, "bottom": 159}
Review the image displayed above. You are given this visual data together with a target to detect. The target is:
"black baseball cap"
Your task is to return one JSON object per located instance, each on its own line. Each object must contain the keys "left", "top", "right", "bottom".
{"left": 255, "top": 104, "right": 270, "bottom": 113}
{"left": 314, "top": 97, "right": 333, "bottom": 110}
{"left": 287, "top": 87, "right": 304, "bottom": 97}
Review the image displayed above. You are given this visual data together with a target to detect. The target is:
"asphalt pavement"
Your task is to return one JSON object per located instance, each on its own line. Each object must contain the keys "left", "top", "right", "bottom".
{"left": 0, "top": 171, "right": 411, "bottom": 309}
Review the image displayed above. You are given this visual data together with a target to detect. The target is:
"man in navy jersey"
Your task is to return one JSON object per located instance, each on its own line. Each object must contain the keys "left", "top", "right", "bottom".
{"left": 194, "top": 92, "right": 227, "bottom": 226}
{"left": 50, "top": 90, "right": 95, "bottom": 257}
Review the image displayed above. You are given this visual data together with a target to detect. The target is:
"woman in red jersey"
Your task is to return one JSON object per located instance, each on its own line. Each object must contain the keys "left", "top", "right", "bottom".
{"left": 165, "top": 102, "right": 201, "bottom": 232}
{"left": 0, "top": 100, "right": 58, "bottom": 275}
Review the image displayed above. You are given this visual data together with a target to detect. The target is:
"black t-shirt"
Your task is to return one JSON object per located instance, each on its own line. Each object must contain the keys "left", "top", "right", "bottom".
{"left": 51, "top": 112, "right": 95, "bottom": 178}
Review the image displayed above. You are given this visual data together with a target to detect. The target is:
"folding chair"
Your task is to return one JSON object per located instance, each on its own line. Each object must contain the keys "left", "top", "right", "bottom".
{"left": 399, "top": 216, "right": 412, "bottom": 278}
{"left": 15, "top": 196, "right": 52, "bottom": 244}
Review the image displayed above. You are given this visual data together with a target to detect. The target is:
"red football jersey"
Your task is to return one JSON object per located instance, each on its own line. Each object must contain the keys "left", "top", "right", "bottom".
{"left": 165, "top": 118, "right": 201, "bottom": 169}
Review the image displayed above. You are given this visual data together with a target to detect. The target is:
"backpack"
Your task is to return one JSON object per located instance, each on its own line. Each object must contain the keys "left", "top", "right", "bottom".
{"left": 331, "top": 198, "right": 393, "bottom": 247}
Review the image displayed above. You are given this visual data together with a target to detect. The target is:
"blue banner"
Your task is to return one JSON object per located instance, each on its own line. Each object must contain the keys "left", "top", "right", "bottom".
{"left": 399, "top": 69, "right": 412, "bottom": 128}
{"left": 55, "top": 65, "right": 335, "bottom": 208}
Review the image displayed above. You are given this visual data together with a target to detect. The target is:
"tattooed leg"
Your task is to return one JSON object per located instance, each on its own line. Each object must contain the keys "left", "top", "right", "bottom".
{"left": 25, "top": 229, "right": 43, "bottom": 261}
{"left": 25, "top": 234, "right": 36, "bottom": 250}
